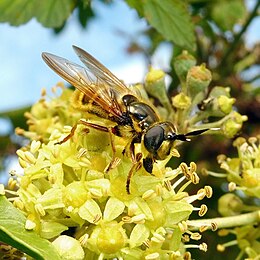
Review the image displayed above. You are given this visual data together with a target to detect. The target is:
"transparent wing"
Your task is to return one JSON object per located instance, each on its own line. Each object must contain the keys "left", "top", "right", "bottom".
{"left": 73, "top": 45, "right": 130, "bottom": 94}
{"left": 42, "top": 51, "right": 128, "bottom": 121}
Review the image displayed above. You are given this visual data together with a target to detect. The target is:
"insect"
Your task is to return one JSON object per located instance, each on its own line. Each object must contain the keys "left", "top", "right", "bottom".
{"left": 42, "top": 46, "right": 208, "bottom": 193}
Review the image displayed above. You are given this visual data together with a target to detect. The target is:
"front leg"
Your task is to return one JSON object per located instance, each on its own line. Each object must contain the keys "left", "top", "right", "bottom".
{"left": 143, "top": 155, "right": 155, "bottom": 174}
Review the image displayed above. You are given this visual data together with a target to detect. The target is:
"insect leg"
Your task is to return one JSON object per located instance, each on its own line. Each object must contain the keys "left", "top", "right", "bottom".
{"left": 56, "top": 123, "right": 79, "bottom": 144}
{"left": 56, "top": 119, "right": 109, "bottom": 145}
{"left": 143, "top": 155, "right": 155, "bottom": 173}
{"left": 104, "top": 128, "right": 121, "bottom": 173}
{"left": 126, "top": 152, "right": 142, "bottom": 194}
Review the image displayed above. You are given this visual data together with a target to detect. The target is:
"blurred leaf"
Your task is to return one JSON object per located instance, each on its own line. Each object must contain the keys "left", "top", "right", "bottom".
{"left": 210, "top": 0, "right": 246, "bottom": 31}
{"left": 143, "top": 0, "right": 196, "bottom": 51}
{"left": 0, "top": 195, "right": 61, "bottom": 260}
{"left": 0, "top": 0, "right": 75, "bottom": 28}
{"left": 125, "top": 0, "right": 144, "bottom": 17}
{"left": 145, "top": 27, "right": 165, "bottom": 54}
{"left": 77, "top": 0, "right": 94, "bottom": 28}
{"left": 0, "top": 106, "right": 30, "bottom": 130}
{"left": 82, "top": 0, "right": 90, "bottom": 9}
{"left": 53, "top": 21, "right": 67, "bottom": 34}
{"left": 0, "top": 0, "right": 35, "bottom": 25}
{"left": 35, "top": 0, "right": 75, "bottom": 28}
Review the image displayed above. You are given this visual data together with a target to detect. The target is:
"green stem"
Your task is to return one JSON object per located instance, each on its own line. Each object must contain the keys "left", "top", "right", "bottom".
{"left": 189, "top": 111, "right": 210, "bottom": 125}
{"left": 187, "top": 210, "right": 260, "bottom": 231}
{"left": 218, "top": 0, "right": 260, "bottom": 70}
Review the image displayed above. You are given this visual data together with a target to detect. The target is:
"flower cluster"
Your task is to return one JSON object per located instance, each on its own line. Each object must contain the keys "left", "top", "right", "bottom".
{"left": 12, "top": 109, "right": 212, "bottom": 259}
{"left": 5, "top": 52, "right": 246, "bottom": 259}
{"left": 216, "top": 136, "right": 260, "bottom": 198}
{"left": 204, "top": 136, "right": 260, "bottom": 259}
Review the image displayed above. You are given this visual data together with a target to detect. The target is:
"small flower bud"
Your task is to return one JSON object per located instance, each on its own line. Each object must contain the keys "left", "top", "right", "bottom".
{"left": 173, "top": 51, "right": 196, "bottom": 83}
{"left": 186, "top": 64, "right": 212, "bottom": 98}
{"left": 222, "top": 112, "right": 247, "bottom": 138}
{"left": 217, "top": 95, "right": 235, "bottom": 114}
{"left": 172, "top": 93, "right": 191, "bottom": 109}
{"left": 145, "top": 68, "right": 173, "bottom": 113}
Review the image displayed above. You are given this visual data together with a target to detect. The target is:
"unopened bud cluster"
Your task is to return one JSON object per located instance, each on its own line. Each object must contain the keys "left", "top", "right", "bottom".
{"left": 145, "top": 51, "right": 247, "bottom": 136}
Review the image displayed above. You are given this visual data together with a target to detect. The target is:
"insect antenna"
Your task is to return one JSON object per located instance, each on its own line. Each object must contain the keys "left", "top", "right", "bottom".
{"left": 175, "top": 129, "right": 209, "bottom": 142}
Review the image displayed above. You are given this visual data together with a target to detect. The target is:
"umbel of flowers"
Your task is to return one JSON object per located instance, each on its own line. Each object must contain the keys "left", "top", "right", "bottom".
{"left": 5, "top": 51, "right": 246, "bottom": 259}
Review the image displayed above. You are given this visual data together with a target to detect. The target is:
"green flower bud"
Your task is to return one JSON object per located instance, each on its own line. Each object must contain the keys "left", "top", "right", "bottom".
{"left": 173, "top": 51, "right": 196, "bottom": 83}
{"left": 217, "top": 95, "right": 235, "bottom": 114}
{"left": 145, "top": 68, "right": 165, "bottom": 84}
{"left": 186, "top": 64, "right": 212, "bottom": 98}
{"left": 209, "top": 86, "right": 231, "bottom": 98}
{"left": 172, "top": 93, "right": 191, "bottom": 109}
{"left": 222, "top": 112, "right": 248, "bottom": 138}
{"left": 218, "top": 194, "right": 244, "bottom": 216}
{"left": 145, "top": 68, "right": 173, "bottom": 113}
{"left": 52, "top": 235, "right": 84, "bottom": 260}
{"left": 201, "top": 95, "right": 235, "bottom": 117}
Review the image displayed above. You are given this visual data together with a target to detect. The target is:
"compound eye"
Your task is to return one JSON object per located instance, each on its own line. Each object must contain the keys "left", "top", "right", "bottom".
{"left": 144, "top": 125, "right": 164, "bottom": 153}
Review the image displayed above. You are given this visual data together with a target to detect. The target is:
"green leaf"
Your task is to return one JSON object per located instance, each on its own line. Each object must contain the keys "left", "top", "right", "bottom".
{"left": 0, "top": 0, "right": 75, "bottom": 28}
{"left": 0, "top": 0, "right": 35, "bottom": 25}
{"left": 0, "top": 195, "right": 61, "bottom": 260}
{"left": 35, "top": 0, "right": 75, "bottom": 28}
{"left": 125, "top": 0, "right": 144, "bottom": 17}
{"left": 143, "top": 0, "right": 196, "bottom": 51}
{"left": 0, "top": 106, "right": 30, "bottom": 130}
{"left": 210, "top": 0, "right": 246, "bottom": 31}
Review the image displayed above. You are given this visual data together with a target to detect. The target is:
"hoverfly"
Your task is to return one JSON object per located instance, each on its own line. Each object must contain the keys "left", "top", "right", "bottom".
{"left": 42, "top": 46, "right": 208, "bottom": 193}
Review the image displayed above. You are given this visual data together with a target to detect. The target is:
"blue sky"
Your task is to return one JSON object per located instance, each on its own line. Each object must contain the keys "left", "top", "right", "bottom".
{"left": 0, "top": 1, "right": 151, "bottom": 111}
